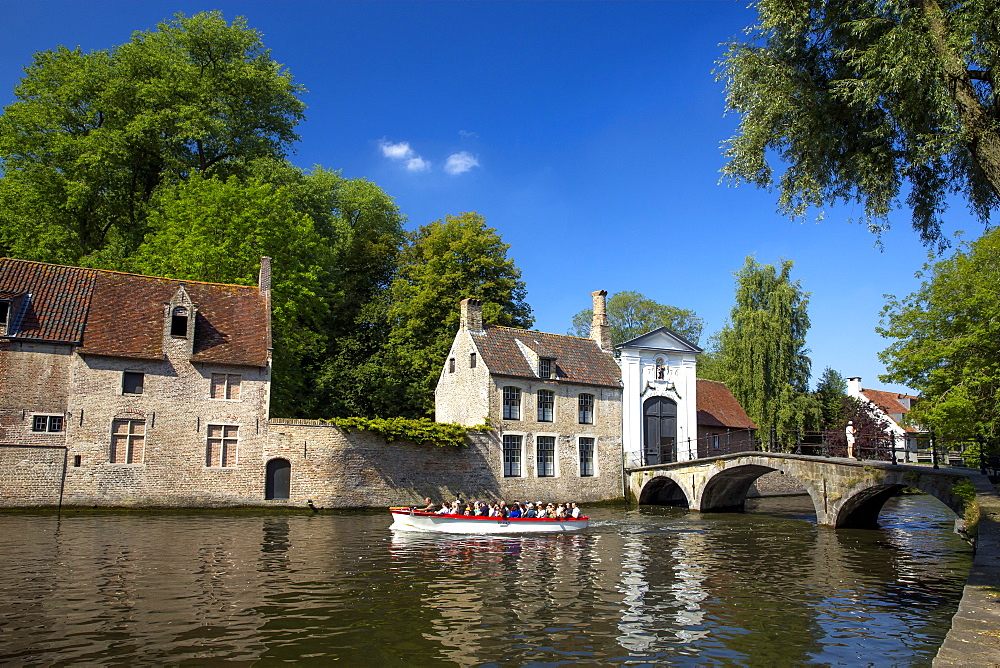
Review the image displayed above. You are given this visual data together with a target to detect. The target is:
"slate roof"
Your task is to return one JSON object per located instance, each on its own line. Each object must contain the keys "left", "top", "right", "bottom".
{"left": 0, "top": 258, "right": 270, "bottom": 367}
{"left": 696, "top": 379, "right": 757, "bottom": 430}
{"left": 474, "top": 326, "right": 621, "bottom": 388}
{"left": 860, "top": 388, "right": 920, "bottom": 433}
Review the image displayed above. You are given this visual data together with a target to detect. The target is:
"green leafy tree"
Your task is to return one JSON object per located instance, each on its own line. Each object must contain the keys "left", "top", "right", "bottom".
{"left": 376, "top": 212, "right": 533, "bottom": 418}
{"left": 827, "top": 396, "right": 896, "bottom": 458}
{"left": 568, "top": 290, "right": 703, "bottom": 345}
{"left": 0, "top": 11, "right": 304, "bottom": 264}
{"left": 718, "top": 0, "right": 1000, "bottom": 250}
{"left": 129, "top": 172, "right": 330, "bottom": 415}
{"left": 879, "top": 227, "right": 1000, "bottom": 439}
{"left": 814, "top": 367, "right": 848, "bottom": 429}
{"left": 711, "top": 256, "right": 814, "bottom": 445}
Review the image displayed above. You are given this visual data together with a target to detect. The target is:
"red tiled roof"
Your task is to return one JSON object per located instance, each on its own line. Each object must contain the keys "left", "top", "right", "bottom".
{"left": 696, "top": 379, "right": 757, "bottom": 430}
{"left": 860, "top": 388, "right": 919, "bottom": 433}
{"left": 0, "top": 258, "right": 269, "bottom": 367}
{"left": 474, "top": 326, "right": 621, "bottom": 388}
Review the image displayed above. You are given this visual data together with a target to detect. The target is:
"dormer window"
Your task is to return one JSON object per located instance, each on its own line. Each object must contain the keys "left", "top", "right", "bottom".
{"left": 539, "top": 357, "right": 554, "bottom": 379}
{"left": 170, "top": 306, "right": 189, "bottom": 337}
{"left": 0, "top": 301, "right": 8, "bottom": 332}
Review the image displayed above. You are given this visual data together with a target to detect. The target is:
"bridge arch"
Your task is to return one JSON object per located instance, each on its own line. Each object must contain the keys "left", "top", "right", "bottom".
{"left": 830, "top": 476, "right": 966, "bottom": 529}
{"left": 637, "top": 473, "right": 689, "bottom": 506}
{"left": 698, "top": 459, "right": 821, "bottom": 516}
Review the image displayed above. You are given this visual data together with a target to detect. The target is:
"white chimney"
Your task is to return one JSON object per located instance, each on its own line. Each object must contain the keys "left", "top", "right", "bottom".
{"left": 847, "top": 377, "right": 862, "bottom": 398}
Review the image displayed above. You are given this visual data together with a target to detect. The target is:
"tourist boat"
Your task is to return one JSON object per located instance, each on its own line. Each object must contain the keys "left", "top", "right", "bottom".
{"left": 389, "top": 507, "right": 590, "bottom": 534}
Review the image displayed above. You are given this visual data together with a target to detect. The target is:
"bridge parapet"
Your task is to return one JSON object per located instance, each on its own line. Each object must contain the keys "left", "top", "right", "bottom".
{"left": 627, "top": 452, "right": 975, "bottom": 528}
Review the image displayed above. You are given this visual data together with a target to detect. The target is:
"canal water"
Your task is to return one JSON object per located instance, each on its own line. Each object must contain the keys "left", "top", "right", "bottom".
{"left": 0, "top": 494, "right": 971, "bottom": 665}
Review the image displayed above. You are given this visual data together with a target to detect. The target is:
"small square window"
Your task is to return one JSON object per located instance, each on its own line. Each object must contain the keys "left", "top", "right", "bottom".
{"left": 210, "top": 373, "right": 242, "bottom": 400}
{"left": 122, "top": 371, "right": 144, "bottom": 395}
{"left": 32, "top": 415, "right": 63, "bottom": 432}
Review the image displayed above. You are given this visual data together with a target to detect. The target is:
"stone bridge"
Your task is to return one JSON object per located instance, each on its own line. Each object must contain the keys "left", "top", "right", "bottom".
{"left": 627, "top": 452, "right": 976, "bottom": 529}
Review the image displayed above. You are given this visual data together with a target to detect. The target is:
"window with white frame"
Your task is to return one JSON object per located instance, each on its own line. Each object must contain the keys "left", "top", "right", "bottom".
{"left": 110, "top": 419, "right": 145, "bottom": 464}
{"left": 536, "top": 436, "right": 556, "bottom": 477}
{"left": 206, "top": 424, "right": 238, "bottom": 467}
{"left": 712, "top": 434, "right": 720, "bottom": 449}
{"left": 579, "top": 437, "right": 595, "bottom": 477}
{"left": 539, "top": 357, "right": 554, "bottom": 379}
{"left": 503, "top": 434, "right": 522, "bottom": 477}
{"left": 210, "top": 373, "right": 242, "bottom": 400}
{"left": 502, "top": 386, "right": 521, "bottom": 420}
{"left": 32, "top": 414, "right": 64, "bottom": 433}
{"left": 578, "top": 393, "right": 594, "bottom": 424}
{"left": 537, "top": 390, "right": 554, "bottom": 422}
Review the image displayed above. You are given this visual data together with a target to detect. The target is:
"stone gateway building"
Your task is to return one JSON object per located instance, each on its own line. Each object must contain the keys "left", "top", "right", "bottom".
{"left": 1, "top": 258, "right": 755, "bottom": 509}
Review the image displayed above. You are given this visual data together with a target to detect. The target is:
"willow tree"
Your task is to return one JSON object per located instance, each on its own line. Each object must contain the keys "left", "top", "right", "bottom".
{"left": 711, "top": 257, "right": 816, "bottom": 443}
{"left": 718, "top": 0, "right": 1000, "bottom": 251}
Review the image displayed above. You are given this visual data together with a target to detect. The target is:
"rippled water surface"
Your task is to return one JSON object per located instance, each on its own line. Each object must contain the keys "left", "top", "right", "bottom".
{"left": 0, "top": 495, "right": 971, "bottom": 665}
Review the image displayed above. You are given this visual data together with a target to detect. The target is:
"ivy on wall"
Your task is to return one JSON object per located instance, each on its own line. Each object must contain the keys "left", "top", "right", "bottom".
{"left": 325, "top": 416, "right": 490, "bottom": 448}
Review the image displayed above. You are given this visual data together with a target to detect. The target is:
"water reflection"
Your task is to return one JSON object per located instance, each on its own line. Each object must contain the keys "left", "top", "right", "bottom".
{"left": 0, "top": 495, "right": 971, "bottom": 665}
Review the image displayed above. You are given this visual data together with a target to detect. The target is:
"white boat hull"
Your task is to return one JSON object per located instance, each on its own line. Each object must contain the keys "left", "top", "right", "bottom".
{"left": 389, "top": 508, "right": 589, "bottom": 534}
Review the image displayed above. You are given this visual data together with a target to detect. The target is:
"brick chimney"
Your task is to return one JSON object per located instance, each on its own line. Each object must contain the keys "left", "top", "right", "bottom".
{"left": 258, "top": 256, "right": 272, "bottom": 301}
{"left": 590, "top": 290, "right": 612, "bottom": 352}
{"left": 460, "top": 298, "right": 483, "bottom": 333}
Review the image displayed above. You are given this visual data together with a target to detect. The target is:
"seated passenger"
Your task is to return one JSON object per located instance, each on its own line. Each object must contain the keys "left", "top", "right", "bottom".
{"left": 555, "top": 504, "right": 567, "bottom": 519}
{"left": 570, "top": 502, "right": 581, "bottom": 518}
{"left": 523, "top": 503, "right": 536, "bottom": 518}
{"left": 418, "top": 497, "right": 435, "bottom": 511}
{"left": 508, "top": 503, "right": 522, "bottom": 518}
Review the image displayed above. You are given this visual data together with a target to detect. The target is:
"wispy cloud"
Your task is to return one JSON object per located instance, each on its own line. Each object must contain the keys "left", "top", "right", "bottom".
{"left": 445, "top": 151, "right": 479, "bottom": 175}
{"left": 379, "top": 139, "right": 415, "bottom": 160}
{"left": 458, "top": 130, "right": 478, "bottom": 138}
{"left": 406, "top": 156, "right": 431, "bottom": 172}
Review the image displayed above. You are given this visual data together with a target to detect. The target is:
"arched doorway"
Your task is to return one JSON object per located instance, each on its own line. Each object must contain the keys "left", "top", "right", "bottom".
{"left": 265, "top": 458, "right": 291, "bottom": 500}
{"left": 644, "top": 396, "right": 677, "bottom": 465}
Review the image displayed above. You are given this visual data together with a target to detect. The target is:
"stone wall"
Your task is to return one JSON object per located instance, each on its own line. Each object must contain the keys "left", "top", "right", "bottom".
{"left": 0, "top": 445, "right": 65, "bottom": 506}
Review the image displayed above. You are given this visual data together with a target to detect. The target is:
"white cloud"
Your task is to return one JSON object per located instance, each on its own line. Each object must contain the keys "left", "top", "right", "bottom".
{"left": 406, "top": 156, "right": 431, "bottom": 172}
{"left": 379, "top": 140, "right": 415, "bottom": 160}
{"left": 458, "top": 130, "right": 478, "bottom": 138}
{"left": 444, "top": 151, "right": 479, "bottom": 175}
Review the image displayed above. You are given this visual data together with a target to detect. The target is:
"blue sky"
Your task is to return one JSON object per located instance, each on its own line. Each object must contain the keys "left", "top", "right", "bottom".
{"left": 3, "top": 1, "right": 980, "bottom": 394}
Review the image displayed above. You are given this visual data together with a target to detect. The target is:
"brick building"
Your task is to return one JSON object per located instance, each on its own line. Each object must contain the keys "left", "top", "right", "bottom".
{"left": 0, "top": 257, "right": 275, "bottom": 506}
{"left": 695, "top": 379, "right": 757, "bottom": 457}
{"left": 435, "top": 295, "right": 624, "bottom": 502}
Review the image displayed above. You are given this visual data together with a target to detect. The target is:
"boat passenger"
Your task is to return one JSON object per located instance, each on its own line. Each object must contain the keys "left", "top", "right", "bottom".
{"left": 463, "top": 502, "right": 474, "bottom": 516}
{"left": 508, "top": 503, "right": 522, "bottom": 518}
{"left": 436, "top": 504, "right": 451, "bottom": 515}
{"left": 570, "top": 503, "right": 581, "bottom": 518}
{"left": 498, "top": 501, "right": 508, "bottom": 518}
{"left": 555, "top": 504, "right": 567, "bottom": 519}
{"left": 418, "top": 497, "right": 435, "bottom": 511}
{"left": 523, "top": 503, "right": 536, "bottom": 518}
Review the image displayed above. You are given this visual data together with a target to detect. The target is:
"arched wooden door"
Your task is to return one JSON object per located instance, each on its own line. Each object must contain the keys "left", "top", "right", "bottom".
{"left": 643, "top": 397, "right": 677, "bottom": 465}
{"left": 265, "top": 458, "right": 291, "bottom": 500}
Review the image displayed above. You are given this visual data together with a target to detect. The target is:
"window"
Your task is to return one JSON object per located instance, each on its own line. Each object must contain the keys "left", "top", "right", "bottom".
{"left": 579, "top": 437, "right": 595, "bottom": 477}
{"left": 470, "top": 352, "right": 477, "bottom": 368}
{"left": 448, "top": 358, "right": 456, "bottom": 373}
{"left": 712, "top": 434, "right": 720, "bottom": 450}
{"left": 502, "top": 386, "right": 521, "bottom": 420}
{"left": 536, "top": 436, "right": 556, "bottom": 477}
{"left": 578, "top": 393, "right": 594, "bottom": 424}
{"left": 170, "top": 306, "right": 189, "bottom": 337}
{"left": 503, "top": 434, "right": 522, "bottom": 477}
{"left": 206, "top": 424, "right": 239, "bottom": 467}
{"left": 539, "top": 357, "right": 553, "bottom": 379}
{"left": 110, "top": 419, "right": 145, "bottom": 464}
{"left": 210, "top": 373, "right": 242, "bottom": 400}
{"left": 537, "top": 389, "right": 554, "bottom": 422}
{"left": 0, "top": 301, "right": 8, "bottom": 329}
{"left": 655, "top": 358, "right": 665, "bottom": 380}
{"left": 122, "top": 371, "right": 144, "bottom": 395}
{"left": 32, "top": 415, "right": 63, "bottom": 432}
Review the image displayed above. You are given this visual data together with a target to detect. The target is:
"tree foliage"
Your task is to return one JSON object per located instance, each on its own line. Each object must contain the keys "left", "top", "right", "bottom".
{"left": 718, "top": 0, "right": 1000, "bottom": 250}
{"left": 707, "top": 256, "right": 815, "bottom": 443}
{"left": 814, "top": 366, "right": 847, "bottom": 429}
{"left": 0, "top": 11, "right": 305, "bottom": 264}
{"left": 568, "top": 290, "right": 703, "bottom": 345}
{"left": 879, "top": 227, "right": 1000, "bottom": 439}
{"left": 376, "top": 212, "right": 533, "bottom": 418}
{"left": 826, "top": 396, "right": 896, "bottom": 455}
